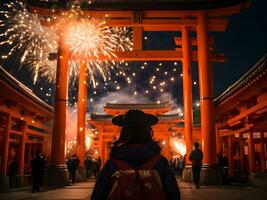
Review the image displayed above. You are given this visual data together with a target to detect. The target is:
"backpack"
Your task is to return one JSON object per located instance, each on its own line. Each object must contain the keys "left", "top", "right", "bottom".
{"left": 108, "top": 154, "right": 165, "bottom": 200}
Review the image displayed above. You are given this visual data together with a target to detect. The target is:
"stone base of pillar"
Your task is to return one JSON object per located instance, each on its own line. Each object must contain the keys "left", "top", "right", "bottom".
{"left": 200, "top": 164, "right": 222, "bottom": 185}
{"left": 16, "top": 175, "right": 27, "bottom": 187}
{"left": 43, "top": 165, "right": 69, "bottom": 187}
{"left": 76, "top": 166, "right": 86, "bottom": 182}
{"left": 0, "top": 174, "right": 9, "bottom": 192}
{"left": 249, "top": 173, "right": 267, "bottom": 188}
{"left": 182, "top": 165, "right": 193, "bottom": 182}
{"left": 182, "top": 165, "right": 223, "bottom": 185}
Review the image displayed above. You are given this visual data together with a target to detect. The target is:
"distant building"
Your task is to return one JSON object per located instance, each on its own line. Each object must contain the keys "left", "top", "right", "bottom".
{"left": 0, "top": 66, "right": 53, "bottom": 189}
{"left": 215, "top": 54, "right": 267, "bottom": 177}
{"left": 88, "top": 102, "right": 185, "bottom": 163}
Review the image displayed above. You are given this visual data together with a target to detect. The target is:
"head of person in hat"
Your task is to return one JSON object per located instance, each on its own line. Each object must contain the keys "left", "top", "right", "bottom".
{"left": 112, "top": 109, "right": 159, "bottom": 146}
{"left": 91, "top": 109, "right": 181, "bottom": 199}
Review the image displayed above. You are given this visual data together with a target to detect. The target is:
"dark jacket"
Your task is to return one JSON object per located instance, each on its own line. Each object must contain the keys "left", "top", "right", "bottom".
{"left": 31, "top": 157, "right": 45, "bottom": 177}
{"left": 84, "top": 158, "right": 92, "bottom": 170}
{"left": 8, "top": 161, "right": 17, "bottom": 177}
{"left": 91, "top": 141, "right": 180, "bottom": 200}
{"left": 189, "top": 148, "right": 203, "bottom": 167}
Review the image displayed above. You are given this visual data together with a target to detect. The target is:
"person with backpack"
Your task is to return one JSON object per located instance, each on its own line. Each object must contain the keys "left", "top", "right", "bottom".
{"left": 189, "top": 142, "right": 203, "bottom": 189}
{"left": 91, "top": 109, "right": 180, "bottom": 200}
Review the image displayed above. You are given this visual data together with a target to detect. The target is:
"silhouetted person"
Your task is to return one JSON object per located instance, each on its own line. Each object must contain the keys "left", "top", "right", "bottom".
{"left": 95, "top": 157, "right": 101, "bottom": 178}
{"left": 31, "top": 153, "right": 45, "bottom": 193}
{"left": 66, "top": 158, "right": 72, "bottom": 182}
{"left": 8, "top": 159, "right": 17, "bottom": 188}
{"left": 217, "top": 152, "right": 224, "bottom": 167}
{"left": 222, "top": 153, "right": 229, "bottom": 183}
{"left": 178, "top": 156, "right": 185, "bottom": 177}
{"left": 91, "top": 109, "right": 180, "bottom": 200}
{"left": 175, "top": 157, "right": 180, "bottom": 176}
{"left": 84, "top": 156, "right": 92, "bottom": 179}
{"left": 170, "top": 158, "right": 176, "bottom": 174}
{"left": 217, "top": 152, "right": 224, "bottom": 182}
{"left": 69, "top": 154, "right": 80, "bottom": 183}
{"left": 92, "top": 159, "right": 97, "bottom": 178}
{"left": 189, "top": 142, "right": 203, "bottom": 189}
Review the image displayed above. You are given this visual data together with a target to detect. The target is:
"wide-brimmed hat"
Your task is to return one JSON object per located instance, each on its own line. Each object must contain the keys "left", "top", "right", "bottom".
{"left": 112, "top": 109, "right": 158, "bottom": 127}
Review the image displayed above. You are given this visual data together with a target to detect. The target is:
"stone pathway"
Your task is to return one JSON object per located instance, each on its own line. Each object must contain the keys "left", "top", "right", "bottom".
{"left": 0, "top": 181, "right": 95, "bottom": 200}
{"left": 0, "top": 180, "right": 266, "bottom": 200}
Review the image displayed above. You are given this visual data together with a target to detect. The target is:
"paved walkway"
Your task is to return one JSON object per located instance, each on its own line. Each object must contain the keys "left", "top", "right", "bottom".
{"left": 0, "top": 180, "right": 266, "bottom": 200}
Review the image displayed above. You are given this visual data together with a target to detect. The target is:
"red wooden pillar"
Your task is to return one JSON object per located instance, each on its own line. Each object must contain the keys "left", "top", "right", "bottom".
{"left": 45, "top": 39, "right": 70, "bottom": 186}
{"left": 0, "top": 114, "right": 11, "bottom": 175}
{"left": 197, "top": 11, "right": 216, "bottom": 165}
{"left": 51, "top": 41, "right": 69, "bottom": 166}
{"left": 77, "top": 61, "right": 87, "bottom": 165}
{"left": 215, "top": 123, "right": 221, "bottom": 154}
{"left": 133, "top": 27, "right": 143, "bottom": 51}
{"left": 239, "top": 133, "right": 245, "bottom": 174}
{"left": 260, "top": 132, "right": 266, "bottom": 172}
{"left": 182, "top": 26, "right": 193, "bottom": 165}
{"left": 165, "top": 136, "right": 171, "bottom": 160}
{"left": 0, "top": 114, "right": 11, "bottom": 191}
{"left": 227, "top": 135, "right": 233, "bottom": 177}
{"left": 104, "top": 141, "right": 109, "bottom": 165}
{"left": 98, "top": 133, "right": 104, "bottom": 168}
{"left": 248, "top": 132, "right": 255, "bottom": 173}
{"left": 18, "top": 123, "right": 27, "bottom": 176}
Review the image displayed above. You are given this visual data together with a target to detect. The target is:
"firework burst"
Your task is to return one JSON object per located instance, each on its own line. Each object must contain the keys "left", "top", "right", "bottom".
{"left": 111, "top": 27, "right": 133, "bottom": 51}
{"left": 0, "top": 1, "right": 58, "bottom": 84}
{"left": 65, "top": 18, "right": 117, "bottom": 61}
{"left": 57, "top": 13, "right": 132, "bottom": 86}
{"left": 0, "top": 1, "right": 132, "bottom": 86}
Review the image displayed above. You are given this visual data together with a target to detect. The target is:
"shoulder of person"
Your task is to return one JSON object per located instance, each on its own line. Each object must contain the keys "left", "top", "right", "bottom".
{"left": 154, "top": 154, "right": 171, "bottom": 168}
{"left": 190, "top": 149, "right": 196, "bottom": 154}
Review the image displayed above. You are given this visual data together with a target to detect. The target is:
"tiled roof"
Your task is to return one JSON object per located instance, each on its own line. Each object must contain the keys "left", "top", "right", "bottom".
{"left": 104, "top": 102, "right": 172, "bottom": 110}
{"left": 214, "top": 53, "right": 267, "bottom": 105}
{"left": 0, "top": 66, "right": 53, "bottom": 113}
{"left": 90, "top": 113, "right": 180, "bottom": 121}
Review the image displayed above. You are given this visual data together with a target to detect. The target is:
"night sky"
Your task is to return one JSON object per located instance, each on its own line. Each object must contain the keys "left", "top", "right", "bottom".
{"left": 0, "top": 0, "right": 266, "bottom": 114}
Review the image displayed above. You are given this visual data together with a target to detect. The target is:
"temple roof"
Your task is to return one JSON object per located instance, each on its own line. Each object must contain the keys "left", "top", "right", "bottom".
{"left": 26, "top": 0, "right": 249, "bottom": 11}
{"left": 0, "top": 66, "right": 53, "bottom": 113}
{"left": 104, "top": 102, "right": 172, "bottom": 110}
{"left": 214, "top": 53, "right": 267, "bottom": 105}
{"left": 90, "top": 113, "right": 181, "bottom": 122}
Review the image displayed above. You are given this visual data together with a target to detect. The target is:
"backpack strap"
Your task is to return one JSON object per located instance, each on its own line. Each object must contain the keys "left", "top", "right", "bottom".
{"left": 111, "top": 154, "right": 162, "bottom": 170}
{"left": 111, "top": 158, "right": 133, "bottom": 170}
{"left": 140, "top": 154, "right": 161, "bottom": 170}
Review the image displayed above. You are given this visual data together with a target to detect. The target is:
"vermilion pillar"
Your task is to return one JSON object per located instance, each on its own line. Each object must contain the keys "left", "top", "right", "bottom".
{"left": 197, "top": 11, "right": 217, "bottom": 165}
{"left": 18, "top": 123, "right": 27, "bottom": 176}
{"left": 77, "top": 61, "right": 87, "bottom": 165}
{"left": 182, "top": 26, "right": 193, "bottom": 164}
{"left": 98, "top": 133, "right": 104, "bottom": 167}
{"left": 227, "top": 135, "right": 233, "bottom": 177}
{"left": 248, "top": 132, "right": 255, "bottom": 173}
{"left": 239, "top": 133, "right": 245, "bottom": 174}
{"left": 260, "top": 132, "right": 266, "bottom": 172}
{"left": 104, "top": 142, "right": 109, "bottom": 164}
{"left": 165, "top": 137, "right": 171, "bottom": 160}
{"left": 51, "top": 43, "right": 69, "bottom": 166}
{"left": 0, "top": 114, "right": 11, "bottom": 175}
{"left": 215, "top": 124, "right": 221, "bottom": 153}
{"left": 133, "top": 27, "right": 143, "bottom": 50}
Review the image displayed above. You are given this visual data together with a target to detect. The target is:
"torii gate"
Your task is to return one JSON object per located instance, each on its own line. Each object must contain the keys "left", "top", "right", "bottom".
{"left": 26, "top": 0, "right": 249, "bottom": 186}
